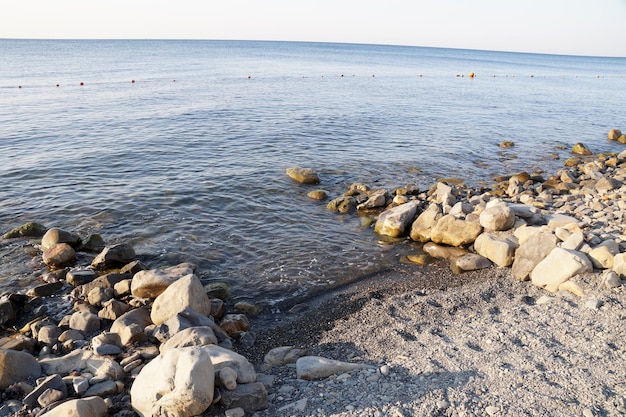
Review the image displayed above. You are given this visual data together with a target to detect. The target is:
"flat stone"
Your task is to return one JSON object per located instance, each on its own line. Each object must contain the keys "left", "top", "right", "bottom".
{"left": 38, "top": 396, "right": 108, "bottom": 417}
{"left": 531, "top": 248, "right": 593, "bottom": 292}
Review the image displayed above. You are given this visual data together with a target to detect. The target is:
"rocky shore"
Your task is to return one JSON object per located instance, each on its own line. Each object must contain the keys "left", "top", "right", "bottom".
{"left": 1, "top": 136, "right": 626, "bottom": 417}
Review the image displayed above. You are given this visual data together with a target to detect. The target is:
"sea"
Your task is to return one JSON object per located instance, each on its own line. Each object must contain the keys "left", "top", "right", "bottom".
{"left": 1, "top": 39, "right": 625, "bottom": 307}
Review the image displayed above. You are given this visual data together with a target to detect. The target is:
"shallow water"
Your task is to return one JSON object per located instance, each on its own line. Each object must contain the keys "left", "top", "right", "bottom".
{"left": 1, "top": 40, "right": 625, "bottom": 304}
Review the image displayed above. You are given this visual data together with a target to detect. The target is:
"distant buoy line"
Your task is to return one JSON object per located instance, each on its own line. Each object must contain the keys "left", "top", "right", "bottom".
{"left": 6, "top": 73, "right": 624, "bottom": 89}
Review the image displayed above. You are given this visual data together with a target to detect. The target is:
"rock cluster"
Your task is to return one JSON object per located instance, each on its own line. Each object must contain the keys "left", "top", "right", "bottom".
{"left": 0, "top": 231, "right": 270, "bottom": 416}
{"left": 327, "top": 148, "right": 626, "bottom": 296}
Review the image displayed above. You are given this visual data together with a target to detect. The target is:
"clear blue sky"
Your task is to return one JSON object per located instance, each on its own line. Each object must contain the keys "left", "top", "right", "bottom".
{"left": 2, "top": 0, "right": 625, "bottom": 57}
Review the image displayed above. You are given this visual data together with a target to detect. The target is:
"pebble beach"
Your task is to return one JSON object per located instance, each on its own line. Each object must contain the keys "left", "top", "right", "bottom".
{"left": 1, "top": 133, "right": 626, "bottom": 417}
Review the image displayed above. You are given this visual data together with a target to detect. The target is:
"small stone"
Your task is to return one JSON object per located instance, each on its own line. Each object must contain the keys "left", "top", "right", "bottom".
{"left": 572, "top": 142, "right": 592, "bottom": 155}
{"left": 306, "top": 190, "right": 328, "bottom": 200}
{"left": 380, "top": 364, "right": 390, "bottom": 376}
{"left": 485, "top": 405, "right": 500, "bottom": 415}
{"left": 225, "top": 408, "right": 245, "bottom": 417}
{"left": 42, "top": 243, "right": 76, "bottom": 267}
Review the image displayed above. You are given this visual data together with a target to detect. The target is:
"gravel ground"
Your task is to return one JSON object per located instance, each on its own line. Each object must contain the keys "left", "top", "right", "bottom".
{"left": 243, "top": 261, "right": 626, "bottom": 417}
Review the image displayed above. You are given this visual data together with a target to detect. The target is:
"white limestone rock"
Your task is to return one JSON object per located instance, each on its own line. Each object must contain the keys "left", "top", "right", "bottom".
{"left": 479, "top": 202, "right": 516, "bottom": 231}
{"left": 131, "top": 347, "right": 215, "bottom": 417}
{"left": 150, "top": 274, "right": 211, "bottom": 325}
{"left": 296, "top": 356, "right": 373, "bottom": 380}
{"left": 531, "top": 248, "right": 593, "bottom": 293}
{"left": 131, "top": 263, "right": 197, "bottom": 299}
{"left": 374, "top": 201, "right": 418, "bottom": 238}
{"left": 474, "top": 232, "right": 519, "bottom": 267}
{"left": 39, "top": 396, "right": 108, "bottom": 417}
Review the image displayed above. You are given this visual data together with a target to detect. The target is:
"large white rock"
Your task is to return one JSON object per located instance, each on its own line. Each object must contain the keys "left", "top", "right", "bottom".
{"left": 545, "top": 213, "right": 579, "bottom": 228}
{"left": 0, "top": 348, "right": 41, "bottom": 389}
{"left": 150, "top": 274, "right": 211, "bottom": 325}
{"left": 511, "top": 232, "right": 557, "bottom": 281}
{"left": 110, "top": 307, "right": 152, "bottom": 346}
{"left": 479, "top": 202, "right": 516, "bottom": 231}
{"left": 473, "top": 232, "right": 518, "bottom": 267}
{"left": 430, "top": 215, "right": 483, "bottom": 247}
{"left": 588, "top": 240, "right": 620, "bottom": 270}
{"left": 409, "top": 203, "right": 442, "bottom": 242}
{"left": 531, "top": 248, "right": 593, "bottom": 292}
{"left": 39, "top": 396, "right": 107, "bottom": 417}
{"left": 374, "top": 201, "right": 418, "bottom": 238}
{"left": 131, "top": 263, "right": 196, "bottom": 298}
{"left": 131, "top": 347, "right": 215, "bottom": 417}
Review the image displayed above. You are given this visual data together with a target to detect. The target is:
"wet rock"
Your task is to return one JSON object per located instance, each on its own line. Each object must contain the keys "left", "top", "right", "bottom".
{"left": 42, "top": 243, "right": 76, "bottom": 267}
{"left": 78, "top": 233, "right": 106, "bottom": 253}
{"left": 0, "top": 348, "right": 41, "bottom": 389}
{"left": 91, "top": 243, "right": 136, "bottom": 269}
{"left": 66, "top": 269, "right": 97, "bottom": 286}
{"left": 41, "top": 228, "right": 80, "bottom": 250}
{"left": 327, "top": 196, "right": 357, "bottom": 213}
{"left": 572, "top": 142, "right": 592, "bottom": 155}
{"left": 423, "top": 242, "right": 467, "bottom": 260}
{"left": 374, "top": 201, "right": 419, "bottom": 238}
{"left": 131, "top": 263, "right": 196, "bottom": 299}
{"left": 285, "top": 167, "right": 320, "bottom": 184}
{"left": 2, "top": 222, "right": 46, "bottom": 239}
{"left": 131, "top": 347, "right": 215, "bottom": 417}
{"left": 150, "top": 274, "right": 211, "bottom": 325}
{"left": 357, "top": 189, "right": 389, "bottom": 210}
{"left": 306, "top": 189, "right": 328, "bottom": 200}
{"left": 27, "top": 281, "right": 65, "bottom": 297}
{"left": 608, "top": 128, "right": 622, "bottom": 140}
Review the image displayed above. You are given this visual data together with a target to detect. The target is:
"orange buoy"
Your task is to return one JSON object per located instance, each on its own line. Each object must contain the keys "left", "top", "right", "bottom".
{"left": 469, "top": 72, "right": 475, "bottom": 78}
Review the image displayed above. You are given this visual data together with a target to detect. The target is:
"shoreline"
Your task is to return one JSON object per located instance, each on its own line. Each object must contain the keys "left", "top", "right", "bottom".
{"left": 1, "top": 141, "right": 626, "bottom": 416}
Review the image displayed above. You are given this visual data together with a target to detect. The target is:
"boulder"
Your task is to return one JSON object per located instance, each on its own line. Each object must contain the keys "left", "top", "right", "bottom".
{"left": 91, "top": 243, "right": 136, "bottom": 269}
{"left": 0, "top": 348, "right": 41, "bottom": 389}
{"left": 608, "top": 128, "right": 622, "bottom": 140}
{"left": 409, "top": 203, "right": 442, "bottom": 242}
{"left": 110, "top": 307, "right": 152, "bottom": 345}
{"left": 374, "top": 201, "right": 418, "bottom": 237}
{"left": 160, "top": 326, "right": 218, "bottom": 354}
{"left": 531, "top": 248, "right": 593, "bottom": 292}
{"left": 131, "top": 263, "right": 196, "bottom": 299}
{"left": 2, "top": 222, "right": 46, "bottom": 239}
{"left": 511, "top": 232, "right": 558, "bottom": 281}
{"left": 474, "top": 232, "right": 518, "bottom": 267}
{"left": 479, "top": 201, "right": 516, "bottom": 231}
{"left": 131, "top": 347, "right": 215, "bottom": 417}
{"left": 430, "top": 215, "right": 483, "bottom": 247}
{"left": 423, "top": 242, "right": 467, "bottom": 260}
{"left": 326, "top": 196, "right": 356, "bottom": 213}
{"left": 41, "top": 228, "right": 80, "bottom": 250}
{"left": 285, "top": 167, "right": 320, "bottom": 184}
{"left": 42, "top": 243, "right": 76, "bottom": 267}
{"left": 150, "top": 274, "right": 211, "bottom": 325}
{"left": 39, "top": 396, "right": 107, "bottom": 417}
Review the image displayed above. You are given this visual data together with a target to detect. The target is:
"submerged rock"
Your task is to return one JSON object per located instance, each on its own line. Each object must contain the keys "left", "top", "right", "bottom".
{"left": 285, "top": 167, "right": 320, "bottom": 184}
{"left": 2, "top": 222, "right": 46, "bottom": 239}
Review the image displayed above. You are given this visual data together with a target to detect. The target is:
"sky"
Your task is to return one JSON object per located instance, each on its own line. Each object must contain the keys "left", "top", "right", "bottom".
{"left": 2, "top": 0, "right": 626, "bottom": 57}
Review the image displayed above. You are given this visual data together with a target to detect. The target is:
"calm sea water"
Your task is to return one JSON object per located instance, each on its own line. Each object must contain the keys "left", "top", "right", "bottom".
{"left": 1, "top": 39, "right": 625, "bottom": 305}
